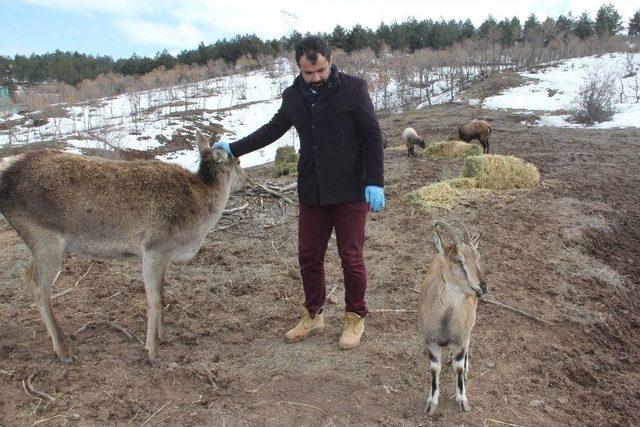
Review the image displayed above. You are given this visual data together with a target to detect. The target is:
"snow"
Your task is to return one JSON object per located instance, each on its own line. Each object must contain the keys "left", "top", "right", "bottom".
{"left": 476, "top": 52, "right": 640, "bottom": 128}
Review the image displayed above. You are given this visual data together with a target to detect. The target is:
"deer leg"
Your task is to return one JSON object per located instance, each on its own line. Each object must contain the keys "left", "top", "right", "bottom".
{"left": 425, "top": 343, "right": 442, "bottom": 416}
{"left": 142, "top": 253, "right": 169, "bottom": 362}
{"left": 29, "top": 241, "right": 71, "bottom": 363}
{"left": 157, "top": 269, "right": 168, "bottom": 342}
{"left": 453, "top": 345, "right": 470, "bottom": 411}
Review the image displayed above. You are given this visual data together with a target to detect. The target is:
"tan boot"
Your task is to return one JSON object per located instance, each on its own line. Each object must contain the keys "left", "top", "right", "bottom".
{"left": 339, "top": 312, "right": 364, "bottom": 350}
{"left": 284, "top": 307, "right": 325, "bottom": 343}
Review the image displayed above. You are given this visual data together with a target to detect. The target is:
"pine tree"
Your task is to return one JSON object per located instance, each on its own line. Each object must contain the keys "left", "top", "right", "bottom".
{"left": 629, "top": 10, "right": 640, "bottom": 36}
{"left": 574, "top": 12, "right": 595, "bottom": 40}
{"left": 594, "top": 3, "right": 623, "bottom": 36}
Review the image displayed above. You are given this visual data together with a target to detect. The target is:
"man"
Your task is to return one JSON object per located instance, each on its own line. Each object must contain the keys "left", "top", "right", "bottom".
{"left": 212, "top": 36, "right": 384, "bottom": 349}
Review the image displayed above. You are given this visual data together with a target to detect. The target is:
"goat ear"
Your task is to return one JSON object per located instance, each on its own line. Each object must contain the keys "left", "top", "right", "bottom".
{"left": 433, "top": 229, "right": 446, "bottom": 254}
{"left": 195, "top": 130, "right": 210, "bottom": 155}
{"left": 470, "top": 232, "right": 481, "bottom": 248}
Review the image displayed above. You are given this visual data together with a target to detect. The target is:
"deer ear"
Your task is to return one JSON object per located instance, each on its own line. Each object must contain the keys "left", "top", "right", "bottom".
{"left": 195, "top": 130, "right": 210, "bottom": 155}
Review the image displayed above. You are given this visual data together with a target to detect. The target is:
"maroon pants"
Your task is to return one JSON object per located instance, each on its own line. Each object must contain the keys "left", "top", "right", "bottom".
{"left": 298, "top": 201, "right": 369, "bottom": 318}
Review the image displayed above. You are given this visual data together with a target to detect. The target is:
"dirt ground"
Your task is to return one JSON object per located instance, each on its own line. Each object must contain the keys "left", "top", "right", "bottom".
{"left": 1, "top": 74, "right": 640, "bottom": 426}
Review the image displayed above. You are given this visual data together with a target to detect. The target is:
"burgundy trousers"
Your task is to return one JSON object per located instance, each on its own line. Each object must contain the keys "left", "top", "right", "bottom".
{"left": 298, "top": 201, "right": 369, "bottom": 318}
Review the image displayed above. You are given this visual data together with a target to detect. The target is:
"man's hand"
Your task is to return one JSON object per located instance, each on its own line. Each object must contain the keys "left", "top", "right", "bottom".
{"left": 365, "top": 185, "right": 385, "bottom": 212}
{"left": 209, "top": 140, "right": 232, "bottom": 156}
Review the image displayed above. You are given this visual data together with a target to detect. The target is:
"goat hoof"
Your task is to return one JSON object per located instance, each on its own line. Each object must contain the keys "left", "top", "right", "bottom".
{"left": 425, "top": 400, "right": 438, "bottom": 416}
{"left": 457, "top": 398, "right": 470, "bottom": 412}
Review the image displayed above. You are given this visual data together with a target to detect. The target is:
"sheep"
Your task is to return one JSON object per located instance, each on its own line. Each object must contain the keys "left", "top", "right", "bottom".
{"left": 418, "top": 221, "right": 487, "bottom": 415}
{"left": 402, "top": 127, "right": 426, "bottom": 156}
{"left": 448, "top": 120, "right": 492, "bottom": 154}
{"left": 0, "top": 130, "right": 250, "bottom": 362}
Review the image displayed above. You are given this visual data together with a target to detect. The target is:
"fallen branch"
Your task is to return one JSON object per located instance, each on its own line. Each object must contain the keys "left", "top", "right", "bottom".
{"left": 140, "top": 400, "right": 172, "bottom": 427}
{"left": 480, "top": 298, "right": 552, "bottom": 326}
{"left": 223, "top": 203, "right": 249, "bottom": 215}
{"left": 254, "top": 181, "right": 295, "bottom": 204}
{"left": 23, "top": 372, "right": 54, "bottom": 402}
{"left": 71, "top": 321, "right": 144, "bottom": 345}
{"left": 74, "top": 263, "right": 93, "bottom": 287}
{"left": 370, "top": 309, "right": 417, "bottom": 314}
{"left": 200, "top": 362, "right": 220, "bottom": 389}
{"left": 275, "top": 400, "right": 325, "bottom": 414}
{"left": 410, "top": 288, "right": 552, "bottom": 325}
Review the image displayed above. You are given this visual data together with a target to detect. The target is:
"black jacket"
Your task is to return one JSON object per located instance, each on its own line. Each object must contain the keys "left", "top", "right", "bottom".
{"left": 229, "top": 66, "right": 384, "bottom": 205}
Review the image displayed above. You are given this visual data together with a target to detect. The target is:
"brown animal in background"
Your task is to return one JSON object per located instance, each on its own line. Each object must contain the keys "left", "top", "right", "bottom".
{"left": 0, "top": 130, "right": 250, "bottom": 362}
{"left": 402, "top": 127, "right": 426, "bottom": 156}
{"left": 382, "top": 129, "right": 389, "bottom": 149}
{"left": 448, "top": 120, "right": 492, "bottom": 153}
{"left": 418, "top": 221, "right": 487, "bottom": 416}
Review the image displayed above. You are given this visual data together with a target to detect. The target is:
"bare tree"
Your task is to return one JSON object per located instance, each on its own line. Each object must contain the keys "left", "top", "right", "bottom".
{"left": 570, "top": 65, "right": 618, "bottom": 124}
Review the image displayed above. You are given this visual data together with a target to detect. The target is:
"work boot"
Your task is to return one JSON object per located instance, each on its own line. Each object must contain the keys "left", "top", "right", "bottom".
{"left": 284, "top": 307, "right": 324, "bottom": 343}
{"left": 338, "top": 312, "right": 364, "bottom": 350}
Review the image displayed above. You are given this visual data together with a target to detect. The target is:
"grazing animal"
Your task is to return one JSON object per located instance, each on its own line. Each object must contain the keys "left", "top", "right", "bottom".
{"left": 0, "top": 130, "right": 250, "bottom": 362}
{"left": 449, "top": 120, "right": 492, "bottom": 154}
{"left": 402, "top": 127, "right": 426, "bottom": 156}
{"left": 418, "top": 221, "right": 487, "bottom": 415}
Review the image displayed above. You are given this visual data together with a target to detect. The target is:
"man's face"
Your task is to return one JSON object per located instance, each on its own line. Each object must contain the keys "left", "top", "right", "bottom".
{"left": 299, "top": 53, "right": 332, "bottom": 90}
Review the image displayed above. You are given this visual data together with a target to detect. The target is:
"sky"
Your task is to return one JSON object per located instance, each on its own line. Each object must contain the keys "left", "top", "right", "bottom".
{"left": 0, "top": 0, "right": 637, "bottom": 59}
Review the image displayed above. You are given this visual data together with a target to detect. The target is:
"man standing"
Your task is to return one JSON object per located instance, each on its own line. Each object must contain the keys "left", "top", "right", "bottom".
{"left": 212, "top": 36, "right": 384, "bottom": 349}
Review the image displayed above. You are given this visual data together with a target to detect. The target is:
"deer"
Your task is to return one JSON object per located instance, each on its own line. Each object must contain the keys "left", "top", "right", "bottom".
{"left": 418, "top": 221, "right": 487, "bottom": 415}
{"left": 0, "top": 130, "right": 250, "bottom": 362}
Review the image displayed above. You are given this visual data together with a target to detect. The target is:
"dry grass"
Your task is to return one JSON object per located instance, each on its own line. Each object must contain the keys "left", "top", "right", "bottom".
{"left": 462, "top": 154, "right": 540, "bottom": 190}
{"left": 405, "top": 180, "right": 469, "bottom": 211}
{"left": 424, "top": 140, "right": 483, "bottom": 158}
{"left": 273, "top": 145, "right": 298, "bottom": 177}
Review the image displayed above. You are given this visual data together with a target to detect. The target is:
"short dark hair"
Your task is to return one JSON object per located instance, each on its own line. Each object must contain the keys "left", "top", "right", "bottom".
{"left": 295, "top": 36, "right": 331, "bottom": 65}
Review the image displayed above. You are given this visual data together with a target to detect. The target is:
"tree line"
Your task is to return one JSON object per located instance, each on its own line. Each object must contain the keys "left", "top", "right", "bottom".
{"left": 1, "top": 3, "right": 638, "bottom": 91}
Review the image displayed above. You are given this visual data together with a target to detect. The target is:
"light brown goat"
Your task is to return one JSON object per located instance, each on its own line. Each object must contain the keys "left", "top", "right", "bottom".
{"left": 402, "top": 127, "right": 426, "bottom": 156}
{"left": 0, "top": 130, "right": 249, "bottom": 362}
{"left": 418, "top": 221, "right": 487, "bottom": 415}
{"left": 448, "top": 120, "right": 492, "bottom": 153}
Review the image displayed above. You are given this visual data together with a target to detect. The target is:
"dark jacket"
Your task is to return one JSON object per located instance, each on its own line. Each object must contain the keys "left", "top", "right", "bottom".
{"left": 229, "top": 65, "right": 384, "bottom": 205}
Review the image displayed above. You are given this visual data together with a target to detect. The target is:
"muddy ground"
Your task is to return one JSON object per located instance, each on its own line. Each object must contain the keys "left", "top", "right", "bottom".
{"left": 1, "top": 73, "right": 639, "bottom": 426}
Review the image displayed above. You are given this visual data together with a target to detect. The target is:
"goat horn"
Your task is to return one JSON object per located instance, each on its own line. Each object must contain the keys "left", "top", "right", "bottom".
{"left": 433, "top": 221, "right": 462, "bottom": 244}
{"left": 451, "top": 220, "right": 471, "bottom": 245}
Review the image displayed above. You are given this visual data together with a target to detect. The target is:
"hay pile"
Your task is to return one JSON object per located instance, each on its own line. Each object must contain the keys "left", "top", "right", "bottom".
{"left": 407, "top": 154, "right": 540, "bottom": 211}
{"left": 405, "top": 178, "right": 480, "bottom": 211}
{"left": 425, "top": 140, "right": 482, "bottom": 158}
{"left": 273, "top": 146, "right": 298, "bottom": 177}
{"left": 462, "top": 154, "right": 540, "bottom": 190}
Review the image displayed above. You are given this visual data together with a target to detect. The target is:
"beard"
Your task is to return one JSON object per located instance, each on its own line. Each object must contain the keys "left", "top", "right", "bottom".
{"left": 309, "top": 80, "right": 328, "bottom": 91}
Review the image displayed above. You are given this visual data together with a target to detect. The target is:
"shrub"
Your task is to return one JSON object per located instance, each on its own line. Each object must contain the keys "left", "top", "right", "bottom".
{"left": 273, "top": 145, "right": 298, "bottom": 177}
{"left": 570, "top": 66, "right": 617, "bottom": 124}
{"left": 462, "top": 155, "right": 540, "bottom": 190}
{"left": 425, "top": 140, "right": 482, "bottom": 157}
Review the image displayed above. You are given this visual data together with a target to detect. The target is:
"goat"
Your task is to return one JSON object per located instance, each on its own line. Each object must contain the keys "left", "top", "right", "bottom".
{"left": 448, "top": 120, "right": 492, "bottom": 154}
{"left": 402, "top": 127, "right": 426, "bottom": 156}
{"left": 418, "top": 221, "right": 487, "bottom": 415}
{"left": 0, "top": 130, "right": 250, "bottom": 362}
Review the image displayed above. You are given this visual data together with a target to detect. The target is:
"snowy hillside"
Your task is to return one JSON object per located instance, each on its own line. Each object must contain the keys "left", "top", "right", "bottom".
{"left": 1, "top": 53, "right": 639, "bottom": 171}
{"left": 476, "top": 52, "right": 640, "bottom": 128}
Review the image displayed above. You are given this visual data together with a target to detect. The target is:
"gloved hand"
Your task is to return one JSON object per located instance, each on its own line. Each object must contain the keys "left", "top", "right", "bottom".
{"left": 209, "top": 140, "right": 233, "bottom": 156}
{"left": 365, "top": 185, "right": 385, "bottom": 212}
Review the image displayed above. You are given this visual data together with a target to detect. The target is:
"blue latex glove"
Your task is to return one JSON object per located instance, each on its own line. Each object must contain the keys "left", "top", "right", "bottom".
{"left": 365, "top": 185, "right": 385, "bottom": 212}
{"left": 209, "top": 140, "right": 233, "bottom": 156}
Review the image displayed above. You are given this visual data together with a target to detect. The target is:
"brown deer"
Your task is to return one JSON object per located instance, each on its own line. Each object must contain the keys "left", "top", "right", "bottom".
{"left": 0, "top": 130, "right": 250, "bottom": 362}
{"left": 418, "top": 221, "right": 487, "bottom": 415}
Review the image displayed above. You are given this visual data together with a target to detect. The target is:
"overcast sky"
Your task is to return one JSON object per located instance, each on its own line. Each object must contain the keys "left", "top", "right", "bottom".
{"left": 1, "top": 0, "right": 637, "bottom": 59}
